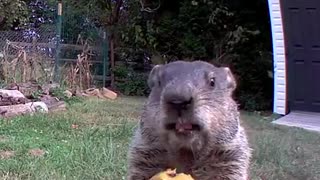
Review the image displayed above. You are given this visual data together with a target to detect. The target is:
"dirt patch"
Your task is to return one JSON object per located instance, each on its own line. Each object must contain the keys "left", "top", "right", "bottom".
{"left": 28, "top": 148, "right": 46, "bottom": 157}
{"left": 0, "top": 150, "right": 15, "bottom": 159}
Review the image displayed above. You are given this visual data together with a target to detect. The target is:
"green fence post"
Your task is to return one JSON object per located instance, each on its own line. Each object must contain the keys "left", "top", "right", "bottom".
{"left": 103, "top": 31, "right": 109, "bottom": 87}
{"left": 54, "top": 1, "right": 63, "bottom": 82}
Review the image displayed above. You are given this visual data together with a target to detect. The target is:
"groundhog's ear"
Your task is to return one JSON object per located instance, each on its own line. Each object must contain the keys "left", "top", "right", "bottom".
{"left": 221, "top": 67, "right": 237, "bottom": 91}
{"left": 148, "top": 64, "right": 163, "bottom": 89}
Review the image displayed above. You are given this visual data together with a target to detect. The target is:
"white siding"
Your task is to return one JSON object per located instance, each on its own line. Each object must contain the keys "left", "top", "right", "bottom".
{"left": 268, "top": 0, "right": 287, "bottom": 115}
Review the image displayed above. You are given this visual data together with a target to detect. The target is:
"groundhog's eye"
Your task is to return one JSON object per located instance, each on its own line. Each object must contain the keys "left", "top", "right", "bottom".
{"left": 210, "top": 77, "right": 215, "bottom": 87}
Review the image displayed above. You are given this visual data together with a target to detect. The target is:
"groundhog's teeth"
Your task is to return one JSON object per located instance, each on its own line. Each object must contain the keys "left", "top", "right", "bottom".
{"left": 165, "top": 123, "right": 201, "bottom": 132}
{"left": 175, "top": 122, "right": 193, "bottom": 131}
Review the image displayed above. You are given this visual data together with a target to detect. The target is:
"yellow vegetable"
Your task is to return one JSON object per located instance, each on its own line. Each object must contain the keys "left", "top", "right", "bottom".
{"left": 150, "top": 168, "right": 194, "bottom": 180}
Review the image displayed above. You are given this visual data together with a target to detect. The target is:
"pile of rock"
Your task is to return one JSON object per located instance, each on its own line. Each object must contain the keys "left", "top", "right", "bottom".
{"left": 0, "top": 81, "right": 118, "bottom": 119}
{"left": 0, "top": 82, "right": 66, "bottom": 119}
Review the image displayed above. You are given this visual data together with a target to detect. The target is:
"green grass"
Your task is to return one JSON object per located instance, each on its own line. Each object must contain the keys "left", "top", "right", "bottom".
{"left": 1, "top": 97, "right": 320, "bottom": 180}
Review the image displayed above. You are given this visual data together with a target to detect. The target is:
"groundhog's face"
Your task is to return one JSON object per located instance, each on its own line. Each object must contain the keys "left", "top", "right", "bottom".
{"left": 147, "top": 61, "right": 239, "bottom": 152}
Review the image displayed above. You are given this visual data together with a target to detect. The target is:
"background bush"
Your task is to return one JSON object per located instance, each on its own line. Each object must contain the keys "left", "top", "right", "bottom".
{"left": 116, "top": 0, "right": 273, "bottom": 111}
{"left": 0, "top": 0, "right": 273, "bottom": 111}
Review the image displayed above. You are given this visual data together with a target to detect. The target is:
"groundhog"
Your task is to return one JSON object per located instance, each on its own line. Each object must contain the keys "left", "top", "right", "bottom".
{"left": 126, "top": 60, "right": 252, "bottom": 180}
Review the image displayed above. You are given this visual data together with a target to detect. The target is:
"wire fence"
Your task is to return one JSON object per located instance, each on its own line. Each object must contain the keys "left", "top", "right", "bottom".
{"left": 0, "top": 1, "right": 109, "bottom": 90}
{"left": 0, "top": 25, "right": 57, "bottom": 84}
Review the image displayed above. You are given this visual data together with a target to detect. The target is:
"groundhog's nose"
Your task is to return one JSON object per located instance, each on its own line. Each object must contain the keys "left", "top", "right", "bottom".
{"left": 167, "top": 97, "right": 193, "bottom": 112}
{"left": 163, "top": 81, "right": 193, "bottom": 114}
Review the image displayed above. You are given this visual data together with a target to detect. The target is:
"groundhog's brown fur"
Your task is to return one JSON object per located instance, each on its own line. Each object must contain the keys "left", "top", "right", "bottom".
{"left": 126, "top": 60, "right": 252, "bottom": 180}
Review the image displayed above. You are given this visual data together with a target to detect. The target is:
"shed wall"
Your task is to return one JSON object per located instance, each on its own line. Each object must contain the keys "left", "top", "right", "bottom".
{"left": 268, "top": 0, "right": 287, "bottom": 115}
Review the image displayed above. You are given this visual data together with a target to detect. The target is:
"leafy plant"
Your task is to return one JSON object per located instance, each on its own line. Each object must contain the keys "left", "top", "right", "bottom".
{"left": 115, "top": 0, "right": 273, "bottom": 111}
{"left": 114, "top": 65, "right": 149, "bottom": 96}
{"left": 2, "top": 0, "right": 273, "bottom": 111}
{"left": 0, "top": 0, "right": 29, "bottom": 30}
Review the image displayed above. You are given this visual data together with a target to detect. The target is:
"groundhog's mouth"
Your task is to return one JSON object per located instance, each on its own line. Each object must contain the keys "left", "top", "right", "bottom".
{"left": 165, "top": 122, "right": 201, "bottom": 132}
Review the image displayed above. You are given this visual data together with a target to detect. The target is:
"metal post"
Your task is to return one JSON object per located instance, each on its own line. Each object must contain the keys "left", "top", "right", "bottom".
{"left": 103, "top": 31, "right": 109, "bottom": 87}
{"left": 54, "top": 1, "right": 63, "bottom": 82}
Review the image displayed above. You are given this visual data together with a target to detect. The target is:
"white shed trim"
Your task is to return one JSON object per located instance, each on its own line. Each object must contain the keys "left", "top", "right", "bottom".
{"left": 268, "top": 0, "right": 287, "bottom": 115}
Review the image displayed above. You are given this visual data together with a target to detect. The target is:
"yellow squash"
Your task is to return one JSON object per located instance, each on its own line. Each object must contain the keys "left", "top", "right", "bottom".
{"left": 150, "top": 168, "right": 194, "bottom": 180}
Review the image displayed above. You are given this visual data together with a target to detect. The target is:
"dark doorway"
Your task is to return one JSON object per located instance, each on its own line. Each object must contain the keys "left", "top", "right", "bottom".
{"left": 280, "top": 0, "right": 320, "bottom": 112}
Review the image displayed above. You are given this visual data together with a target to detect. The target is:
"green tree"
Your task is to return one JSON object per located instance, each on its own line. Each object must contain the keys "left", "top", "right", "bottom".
{"left": 117, "top": 0, "right": 273, "bottom": 110}
{"left": 0, "top": 0, "right": 29, "bottom": 30}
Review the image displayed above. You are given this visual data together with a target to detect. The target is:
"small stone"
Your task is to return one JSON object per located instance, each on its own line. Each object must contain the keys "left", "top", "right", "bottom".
{"left": 63, "top": 90, "right": 73, "bottom": 98}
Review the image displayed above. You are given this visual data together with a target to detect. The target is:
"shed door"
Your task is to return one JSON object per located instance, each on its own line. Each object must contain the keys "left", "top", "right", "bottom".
{"left": 280, "top": 0, "right": 320, "bottom": 112}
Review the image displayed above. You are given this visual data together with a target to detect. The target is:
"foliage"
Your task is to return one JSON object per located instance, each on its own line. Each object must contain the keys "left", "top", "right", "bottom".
{"left": 116, "top": 0, "right": 273, "bottom": 111}
{"left": 58, "top": 1, "right": 102, "bottom": 44}
{"left": 48, "top": 86, "right": 84, "bottom": 105}
{"left": 232, "top": 47, "right": 273, "bottom": 111}
{"left": 0, "top": 0, "right": 274, "bottom": 111}
{"left": 27, "top": 0, "right": 56, "bottom": 28}
{"left": 0, "top": 0, "right": 56, "bottom": 30}
{"left": 120, "top": 0, "right": 257, "bottom": 61}
{"left": 114, "top": 65, "right": 149, "bottom": 96}
{"left": 0, "top": 0, "right": 29, "bottom": 30}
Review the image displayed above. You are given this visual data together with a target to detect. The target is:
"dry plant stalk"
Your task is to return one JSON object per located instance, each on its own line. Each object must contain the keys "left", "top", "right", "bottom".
{"left": 63, "top": 35, "right": 94, "bottom": 90}
{"left": 1, "top": 41, "right": 27, "bottom": 83}
{"left": 0, "top": 40, "right": 53, "bottom": 84}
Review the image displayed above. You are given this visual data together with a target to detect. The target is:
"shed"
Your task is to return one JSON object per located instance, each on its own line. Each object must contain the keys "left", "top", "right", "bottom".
{"left": 269, "top": 0, "right": 320, "bottom": 115}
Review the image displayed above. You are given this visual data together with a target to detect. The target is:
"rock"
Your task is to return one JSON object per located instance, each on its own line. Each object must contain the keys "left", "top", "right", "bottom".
{"left": 5, "top": 82, "right": 42, "bottom": 98}
{"left": 48, "top": 101, "right": 67, "bottom": 112}
{"left": 75, "top": 88, "right": 117, "bottom": 100}
{"left": 75, "top": 89, "right": 84, "bottom": 97}
{"left": 40, "top": 95, "right": 66, "bottom": 112}
{"left": 0, "top": 101, "right": 48, "bottom": 118}
{"left": 0, "top": 89, "right": 31, "bottom": 106}
{"left": 84, "top": 88, "right": 105, "bottom": 99}
{"left": 63, "top": 90, "right": 73, "bottom": 98}
{"left": 101, "top": 87, "right": 117, "bottom": 100}
{"left": 28, "top": 102, "right": 49, "bottom": 113}
{"left": 40, "top": 95, "right": 59, "bottom": 104}
{"left": 42, "top": 83, "right": 60, "bottom": 95}
{"left": 0, "top": 89, "right": 25, "bottom": 99}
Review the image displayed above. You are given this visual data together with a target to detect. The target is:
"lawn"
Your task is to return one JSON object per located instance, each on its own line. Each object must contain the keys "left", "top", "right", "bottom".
{"left": 0, "top": 97, "right": 320, "bottom": 180}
